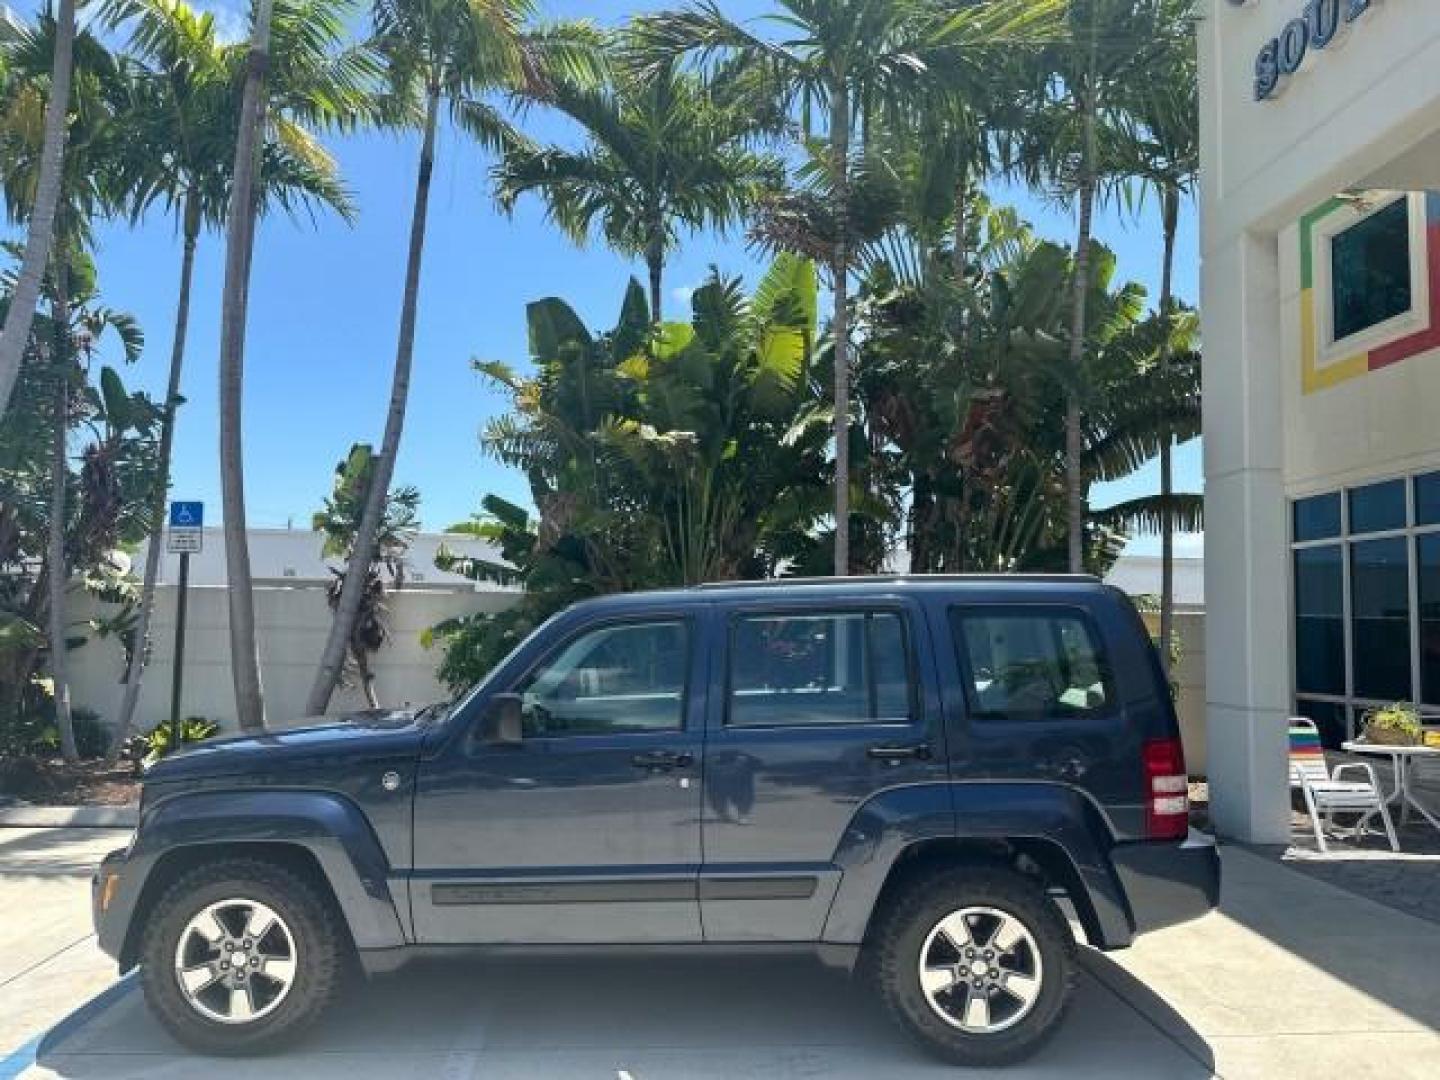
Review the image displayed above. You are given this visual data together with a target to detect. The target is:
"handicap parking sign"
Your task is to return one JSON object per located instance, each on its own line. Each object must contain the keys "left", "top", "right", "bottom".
{"left": 169, "top": 501, "right": 204, "bottom": 529}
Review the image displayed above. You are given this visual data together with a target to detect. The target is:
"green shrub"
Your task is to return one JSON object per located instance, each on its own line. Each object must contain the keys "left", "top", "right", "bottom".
{"left": 140, "top": 716, "right": 219, "bottom": 766}
{"left": 0, "top": 689, "right": 110, "bottom": 758}
{"left": 34, "top": 708, "right": 110, "bottom": 758}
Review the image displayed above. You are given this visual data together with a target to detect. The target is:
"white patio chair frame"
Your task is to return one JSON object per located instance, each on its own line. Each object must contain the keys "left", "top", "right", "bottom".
{"left": 1289, "top": 718, "right": 1400, "bottom": 854}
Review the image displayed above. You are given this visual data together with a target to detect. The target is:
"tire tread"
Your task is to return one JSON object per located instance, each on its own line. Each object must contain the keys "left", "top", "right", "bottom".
{"left": 139, "top": 856, "right": 345, "bottom": 1055}
{"left": 870, "top": 864, "right": 1077, "bottom": 1067}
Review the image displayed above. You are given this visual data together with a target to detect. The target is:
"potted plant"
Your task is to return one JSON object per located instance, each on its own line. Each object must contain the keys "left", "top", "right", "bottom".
{"left": 1360, "top": 702, "right": 1423, "bottom": 746}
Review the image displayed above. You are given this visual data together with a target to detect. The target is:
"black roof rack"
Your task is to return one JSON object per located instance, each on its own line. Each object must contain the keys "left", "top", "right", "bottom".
{"left": 692, "top": 573, "right": 1098, "bottom": 591}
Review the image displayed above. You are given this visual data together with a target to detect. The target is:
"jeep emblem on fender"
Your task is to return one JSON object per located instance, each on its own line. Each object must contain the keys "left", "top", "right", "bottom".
{"left": 381, "top": 771, "right": 401, "bottom": 792}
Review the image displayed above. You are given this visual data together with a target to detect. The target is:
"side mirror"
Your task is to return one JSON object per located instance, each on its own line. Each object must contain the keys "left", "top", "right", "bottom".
{"left": 478, "top": 692, "right": 524, "bottom": 746}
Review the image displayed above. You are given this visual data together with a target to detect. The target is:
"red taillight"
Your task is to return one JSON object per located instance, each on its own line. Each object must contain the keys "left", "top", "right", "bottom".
{"left": 1143, "top": 737, "right": 1189, "bottom": 840}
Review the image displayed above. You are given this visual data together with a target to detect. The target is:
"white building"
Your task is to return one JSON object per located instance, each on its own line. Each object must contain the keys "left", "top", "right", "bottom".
{"left": 132, "top": 527, "right": 514, "bottom": 591}
{"left": 1200, "top": 0, "right": 1440, "bottom": 840}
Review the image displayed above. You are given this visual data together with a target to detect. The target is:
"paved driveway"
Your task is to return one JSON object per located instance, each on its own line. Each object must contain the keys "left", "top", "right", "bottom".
{"left": 2, "top": 830, "right": 1438, "bottom": 1079}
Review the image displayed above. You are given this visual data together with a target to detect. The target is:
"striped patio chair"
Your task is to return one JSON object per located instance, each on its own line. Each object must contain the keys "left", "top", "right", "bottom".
{"left": 1289, "top": 718, "right": 1399, "bottom": 854}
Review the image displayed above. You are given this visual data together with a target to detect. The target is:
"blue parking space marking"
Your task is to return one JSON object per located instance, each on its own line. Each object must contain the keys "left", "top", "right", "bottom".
{"left": 0, "top": 1036, "right": 39, "bottom": 1080}
{"left": 0, "top": 977, "right": 137, "bottom": 1077}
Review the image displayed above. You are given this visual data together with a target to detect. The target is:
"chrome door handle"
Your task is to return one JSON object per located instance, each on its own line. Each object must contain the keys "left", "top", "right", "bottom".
{"left": 866, "top": 743, "right": 932, "bottom": 763}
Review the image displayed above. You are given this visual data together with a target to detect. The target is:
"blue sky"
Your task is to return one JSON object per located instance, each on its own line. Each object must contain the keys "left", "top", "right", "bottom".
{"left": 24, "top": 0, "right": 1202, "bottom": 556}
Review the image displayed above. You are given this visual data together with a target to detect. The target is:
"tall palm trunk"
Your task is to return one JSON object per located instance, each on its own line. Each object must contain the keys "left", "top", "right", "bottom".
{"left": 306, "top": 85, "right": 440, "bottom": 716}
{"left": 830, "top": 77, "right": 851, "bottom": 577}
{"left": 647, "top": 230, "right": 664, "bottom": 321}
{"left": 111, "top": 199, "right": 200, "bottom": 755}
{"left": 47, "top": 264, "right": 77, "bottom": 763}
{"left": 951, "top": 177, "right": 968, "bottom": 284}
{"left": 1157, "top": 185, "right": 1179, "bottom": 675}
{"left": 0, "top": 0, "right": 75, "bottom": 420}
{"left": 219, "top": 0, "right": 275, "bottom": 733}
{"left": 1065, "top": 81, "right": 1097, "bottom": 573}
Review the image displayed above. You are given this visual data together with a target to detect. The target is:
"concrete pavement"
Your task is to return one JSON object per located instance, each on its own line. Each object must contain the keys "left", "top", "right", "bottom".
{"left": 1, "top": 830, "right": 1437, "bottom": 1079}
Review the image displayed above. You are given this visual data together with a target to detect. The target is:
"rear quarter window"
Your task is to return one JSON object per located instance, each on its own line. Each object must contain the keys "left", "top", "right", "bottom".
{"left": 950, "top": 606, "right": 1115, "bottom": 723}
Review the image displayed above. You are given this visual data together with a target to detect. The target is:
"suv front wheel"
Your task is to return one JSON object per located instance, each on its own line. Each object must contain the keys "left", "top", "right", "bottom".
{"left": 139, "top": 858, "right": 345, "bottom": 1054}
{"left": 871, "top": 866, "right": 1076, "bottom": 1066}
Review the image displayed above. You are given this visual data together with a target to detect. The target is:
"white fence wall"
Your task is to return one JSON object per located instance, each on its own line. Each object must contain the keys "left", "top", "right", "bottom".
{"left": 68, "top": 586, "right": 517, "bottom": 735}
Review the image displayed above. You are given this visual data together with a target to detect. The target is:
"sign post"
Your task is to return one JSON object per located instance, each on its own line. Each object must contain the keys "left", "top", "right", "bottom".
{"left": 167, "top": 502, "right": 203, "bottom": 752}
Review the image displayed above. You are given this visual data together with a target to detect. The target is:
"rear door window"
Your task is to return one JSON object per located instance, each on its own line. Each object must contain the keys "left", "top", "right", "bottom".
{"left": 950, "top": 607, "right": 1113, "bottom": 722}
{"left": 727, "top": 611, "right": 914, "bottom": 727}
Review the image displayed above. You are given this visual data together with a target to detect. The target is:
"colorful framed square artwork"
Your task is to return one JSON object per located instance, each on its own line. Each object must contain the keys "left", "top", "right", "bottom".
{"left": 1300, "top": 191, "right": 1440, "bottom": 394}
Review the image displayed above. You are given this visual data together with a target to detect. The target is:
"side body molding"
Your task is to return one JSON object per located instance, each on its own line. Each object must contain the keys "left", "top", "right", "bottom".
{"left": 820, "top": 782, "right": 1133, "bottom": 949}
{"left": 112, "top": 790, "right": 407, "bottom": 962}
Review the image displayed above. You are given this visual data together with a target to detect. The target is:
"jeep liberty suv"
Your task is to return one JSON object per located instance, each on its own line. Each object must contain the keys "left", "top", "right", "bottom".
{"left": 93, "top": 576, "right": 1219, "bottom": 1066}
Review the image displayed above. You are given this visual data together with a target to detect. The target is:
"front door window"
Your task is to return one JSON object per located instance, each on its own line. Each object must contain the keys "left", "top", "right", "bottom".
{"left": 517, "top": 620, "right": 689, "bottom": 736}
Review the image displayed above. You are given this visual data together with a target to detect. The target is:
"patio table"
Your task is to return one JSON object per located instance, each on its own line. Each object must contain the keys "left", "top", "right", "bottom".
{"left": 1342, "top": 740, "right": 1440, "bottom": 835}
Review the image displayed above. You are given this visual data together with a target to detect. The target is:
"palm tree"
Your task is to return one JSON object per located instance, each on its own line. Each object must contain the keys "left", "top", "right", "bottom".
{"left": 0, "top": 10, "right": 129, "bottom": 760}
{"left": 305, "top": 0, "right": 599, "bottom": 715}
{"left": 1015, "top": 0, "right": 1179, "bottom": 571}
{"left": 0, "top": 0, "right": 75, "bottom": 423}
{"left": 631, "top": 0, "right": 1057, "bottom": 575}
{"left": 216, "top": 0, "right": 275, "bottom": 731}
{"left": 103, "top": 0, "right": 364, "bottom": 749}
{"left": 1122, "top": 0, "right": 1198, "bottom": 672}
{"left": 496, "top": 55, "right": 776, "bottom": 319}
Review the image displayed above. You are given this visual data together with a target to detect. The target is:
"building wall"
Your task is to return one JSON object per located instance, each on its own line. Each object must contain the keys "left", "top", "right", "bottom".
{"left": 1199, "top": 0, "right": 1440, "bottom": 841}
{"left": 68, "top": 586, "right": 517, "bottom": 735}
{"left": 1279, "top": 205, "right": 1440, "bottom": 495}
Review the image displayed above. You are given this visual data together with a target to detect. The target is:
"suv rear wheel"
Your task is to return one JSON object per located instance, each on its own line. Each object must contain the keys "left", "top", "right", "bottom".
{"left": 139, "top": 858, "right": 345, "bottom": 1054}
{"left": 871, "top": 866, "right": 1076, "bottom": 1066}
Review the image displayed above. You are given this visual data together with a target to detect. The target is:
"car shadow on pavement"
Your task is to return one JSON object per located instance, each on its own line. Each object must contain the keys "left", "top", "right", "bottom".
{"left": 28, "top": 953, "right": 1215, "bottom": 1079}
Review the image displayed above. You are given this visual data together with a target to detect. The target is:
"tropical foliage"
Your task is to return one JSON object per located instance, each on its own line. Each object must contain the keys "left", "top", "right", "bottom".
{"left": 0, "top": 252, "right": 158, "bottom": 758}
{"left": 429, "top": 255, "right": 832, "bottom": 689}
{"left": 0, "top": 0, "right": 1203, "bottom": 735}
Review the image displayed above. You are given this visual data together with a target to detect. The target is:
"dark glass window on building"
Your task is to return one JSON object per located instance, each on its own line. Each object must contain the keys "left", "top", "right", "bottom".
{"left": 1330, "top": 198, "right": 1413, "bottom": 343}
{"left": 1294, "top": 546, "right": 1345, "bottom": 696}
{"left": 1420, "top": 535, "right": 1440, "bottom": 706}
{"left": 1293, "top": 493, "right": 1342, "bottom": 541}
{"left": 1416, "top": 471, "right": 1440, "bottom": 527}
{"left": 1349, "top": 479, "right": 1407, "bottom": 534}
{"left": 1351, "top": 537, "right": 1412, "bottom": 701}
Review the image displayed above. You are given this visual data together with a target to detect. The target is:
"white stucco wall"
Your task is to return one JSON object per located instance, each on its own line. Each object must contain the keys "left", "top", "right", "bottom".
{"left": 1199, "top": 0, "right": 1440, "bottom": 840}
{"left": 68, "top": 586, "right": 518, "bottom": 735}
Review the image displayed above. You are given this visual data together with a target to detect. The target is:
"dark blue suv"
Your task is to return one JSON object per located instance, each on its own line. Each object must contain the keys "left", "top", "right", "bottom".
{"left": 93, "top": 576, "right": 1218, "bottom": 1065}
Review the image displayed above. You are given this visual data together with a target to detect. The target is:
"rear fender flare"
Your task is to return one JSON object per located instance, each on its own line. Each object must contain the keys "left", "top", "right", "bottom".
{"left": 821, "top": 781, "right": 1132, "bottom": 948}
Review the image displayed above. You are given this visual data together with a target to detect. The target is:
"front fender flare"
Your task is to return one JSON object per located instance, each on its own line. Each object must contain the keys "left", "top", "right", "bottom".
{"left": 106, "top": 789, "right": 407, "bottom": 965}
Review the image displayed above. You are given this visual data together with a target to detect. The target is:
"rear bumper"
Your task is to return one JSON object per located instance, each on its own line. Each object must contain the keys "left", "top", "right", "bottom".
{"left": 1110, "top": 829, "right": 1221, "bottom": 938}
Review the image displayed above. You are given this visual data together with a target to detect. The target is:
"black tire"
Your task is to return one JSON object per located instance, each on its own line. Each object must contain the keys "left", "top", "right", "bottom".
{"left": 870, "top": 865, "right": 1076, "bottom": 1067}
{"left": 139, "top": 858, "right": 346, "bottom": 1055}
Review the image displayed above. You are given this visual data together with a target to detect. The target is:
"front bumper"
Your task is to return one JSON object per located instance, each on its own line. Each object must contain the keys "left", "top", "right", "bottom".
{"left": 1109, "top": 829, "right": 1221, "bottom": 937}
{"left": 92, "top": 847, "right": 134, "bottom": 963}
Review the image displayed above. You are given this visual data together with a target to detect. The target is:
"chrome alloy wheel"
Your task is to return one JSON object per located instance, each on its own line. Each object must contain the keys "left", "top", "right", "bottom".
{"left": 173, "top": 898, "right": 298, "bottom": 1025}
{"left": 917, "top": 906, "right": 1044, "bottom": 1034}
